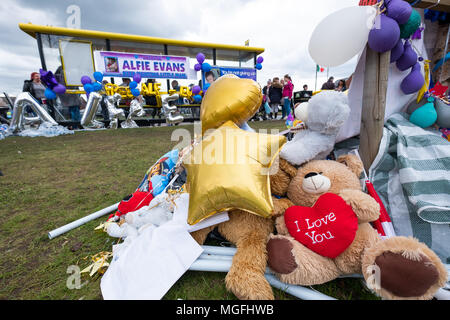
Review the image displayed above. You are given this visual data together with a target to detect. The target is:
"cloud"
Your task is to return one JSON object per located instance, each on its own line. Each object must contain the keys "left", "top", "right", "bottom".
{"left": 2, "top": 0, "right": 361, "bottom": 96}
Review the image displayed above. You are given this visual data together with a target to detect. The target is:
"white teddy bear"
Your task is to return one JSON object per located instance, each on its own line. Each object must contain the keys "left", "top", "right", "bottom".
{"left": 281, "top": 91, "right": 350, "bottom": 166}
{"left": 106, "top": 193, "right": 174, "bottom": 239}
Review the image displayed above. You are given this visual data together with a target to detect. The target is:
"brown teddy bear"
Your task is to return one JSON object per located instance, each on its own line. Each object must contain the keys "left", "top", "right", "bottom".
{"left": 190, "top": 157, "right": 294, "bottom": 300}
{"left": 266, "top": 155, "right": 448, "bottom": 300}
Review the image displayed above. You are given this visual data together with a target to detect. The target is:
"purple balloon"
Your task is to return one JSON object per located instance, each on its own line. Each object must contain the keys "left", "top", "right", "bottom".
{"left": 196, "top": 53, "right": 205, "bottom": 64}
{"left": 40, "top": 69, "right": 58, "bottom": 88}
{"left": 368, "top": 15, "right": 400, "bottom": 53}
{"left": 81, "top": 76, "right": 92, "bottom": 85}
{"left": 192, "top": 85, "right": 201, "bottom": 95}
{"left": 401, "top": 63, "right": 424, "bottom": 94}
{"left": 133, "top": 73, "right": 142, "bottom": 83}
{"left": 386, "top": 0, "right": 412, "bottom": 25}
{"left": 53, "top": 84, "right": 66, "bottom": 94}
{"left": 194, "top": 63, "right": 202, "bottom": 72}
{"left": 256, "top": 56, "right": 264, "bottom": 64}
{"left": 390, "top": 39, "right": 404, "bottom": 63}
{"left": 396, "top": 41, "right": 417, "bottom": 71}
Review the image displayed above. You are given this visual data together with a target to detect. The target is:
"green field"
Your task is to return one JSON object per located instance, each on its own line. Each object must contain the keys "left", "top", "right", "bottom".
{"left": 0, "top": 121, "right": 378, "bottom": 300}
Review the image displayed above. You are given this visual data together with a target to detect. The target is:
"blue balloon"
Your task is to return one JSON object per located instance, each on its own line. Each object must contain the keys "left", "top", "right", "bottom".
{"left": 129, "top": 81, "right": 138, "bottom": 89}
{"left": 194, "top": 94, "right": 202, "bottom": 103}
{"left": 131, "top": 88, "right": 141, "bottom": 97}
{"left": 201, "top": 62, "right": 212, "bottom": 73}
{"left": 255, "top": 63, "right": 263, "bottom": 70}
{"left": 92, "top": 82, "right": 102, "bottom": 92}
{"left": 93, "top": 71, "right": 103, "bottom": 82}
{"left": 44, "top": 88, "right": 56, "bottom": 100}
{"left": 84, "top": 83, "right": 93, "bottom": 93}
{"left": 203, "top": 83, "right": 210, "bottom": 91}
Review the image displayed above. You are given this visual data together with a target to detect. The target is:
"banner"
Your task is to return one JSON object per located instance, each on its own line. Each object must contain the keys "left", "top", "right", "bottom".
{"left": 94, "top": 51, "right": 197, "bottom": 80}
{"left": 202, "top": 66, "right": 257, "bottom": 89}
{"left": 219, "top": 67, "right": 257, "bottom": 81}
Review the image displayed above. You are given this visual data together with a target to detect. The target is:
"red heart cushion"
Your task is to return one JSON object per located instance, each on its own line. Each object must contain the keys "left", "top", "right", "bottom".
{"left": 284, "top": 193, "right": 358, "bottom": 259}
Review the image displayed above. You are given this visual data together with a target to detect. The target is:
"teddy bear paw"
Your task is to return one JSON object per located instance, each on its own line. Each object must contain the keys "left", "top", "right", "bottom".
{"left": 225, "top": 268, "right": 274, "bottom": 300}
{"left": 371, "top": 251, "right": 441, "bottom": 299}
{"left": 267, "top": 237, "right": 298, "bottom": 274}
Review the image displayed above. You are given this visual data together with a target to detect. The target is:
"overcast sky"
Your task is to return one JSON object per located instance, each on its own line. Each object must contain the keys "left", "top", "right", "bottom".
{"left": 0, "top": 0, "right": 361, "bottom": 96}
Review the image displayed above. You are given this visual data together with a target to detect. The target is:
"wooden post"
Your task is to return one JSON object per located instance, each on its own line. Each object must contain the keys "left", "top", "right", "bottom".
{"left": 359, "top": 46, "right": 390, "bottom": 173}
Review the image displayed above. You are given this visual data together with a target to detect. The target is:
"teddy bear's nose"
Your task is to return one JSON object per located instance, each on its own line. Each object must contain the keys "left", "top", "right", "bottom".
{"left": 302, "top": 172, "right": 331, "bottom": 194}
{"left": 305, "top": 172, "right": 319, "bottom": 179}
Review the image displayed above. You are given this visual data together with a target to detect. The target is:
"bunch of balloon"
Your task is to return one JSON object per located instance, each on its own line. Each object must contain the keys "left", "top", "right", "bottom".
{"left": 194, "top": 52, "right": 212, "bottom": 75}
{"left": 8, "top": 92, "right": 58, "bottom": 134}
{"left": 255, "top": 56, "right": 264, "bottom": 71}
{"left": 80, "top": 72, "right": 105, "bottom": 129}
{"left": 193, "top": 52, "right": 212, "bottom": 102}
{"left": 40, "top": 69, "right": 66, "bottom": 100}
{"left": 309, "top": 5, "right": 378, "bottom": 67}
{"left": 191, "top": 85, "right": 203, "bottom": 104}
{"left": 81, "top": 72, "right": 104, "bottom": 98}
{"left": 367, "top": 0, "right": 425, "bottom": 95}
{"left": 80, "top": 92, "right": 104, "bottom": 129}
{"left": 121, "top": 73, "right": 146, "bottom": 129}
{"left": 106, "top": 93, "right": 125, "bottom": 129}
{"left": 8, "top": 69, "right": 62, "bottom": 134}
{"left": 160, "top": 94, "right": 184, "bottom": 125}
{"left": 129, "top": 73, "right": 142, "bottom": 98}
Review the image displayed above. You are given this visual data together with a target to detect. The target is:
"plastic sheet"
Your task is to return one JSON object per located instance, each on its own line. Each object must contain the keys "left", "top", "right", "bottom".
{"left": 1, "top": 122, "right": 73, "bottom": 139}
{"left": 0, "top": 124, "right": 7, "bottom": 140}
{"left": 16, "top": 122, "right": 73, "bottom": 138}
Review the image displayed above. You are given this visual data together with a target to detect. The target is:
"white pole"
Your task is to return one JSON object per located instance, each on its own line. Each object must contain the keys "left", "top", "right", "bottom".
{"left": 265, "top": 274, "right": 336, "bottom": 300}
{"left": 434, "top": 288, "right": 450, "bottom": 300}
{"left": 48, "top": 202, "right": 119, "bottom": 239}
{"left": 188, "top": 258, "right": 336, "bottom": 300}
{"left": 199, "top": 253, "right": 234, "bottom": 261}
{"left": 201, "top": 245, "right": 237, "bottom": 256}
{"left": 189, "top": 258, "right": 232, "bottom": 272}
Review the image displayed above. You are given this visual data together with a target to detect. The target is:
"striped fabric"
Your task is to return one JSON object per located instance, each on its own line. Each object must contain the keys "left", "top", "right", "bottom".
{"left": 369, "top": 113, "right": 450, "bottom": 264}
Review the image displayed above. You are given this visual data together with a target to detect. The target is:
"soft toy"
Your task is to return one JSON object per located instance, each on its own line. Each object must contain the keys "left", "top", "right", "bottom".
{"left": 106, "top": 193, "right": 174, "bottom": 239}
{"left": 190, "top": 215, "right": 275, "bottom": 299}
{"left": 189, "top": 156, "right": 293, "bottom": 300}
{"left": 266, "top": 155, "right": 448, "bottom": 300}
{"left": 280, "top": 91, "right": 350, "bottom": 166}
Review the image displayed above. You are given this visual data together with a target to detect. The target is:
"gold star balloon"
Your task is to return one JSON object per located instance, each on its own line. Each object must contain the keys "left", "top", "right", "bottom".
{"left": 200, "top": 74, "right": 263, "bottom": 134}
{"left": 184, "top": 121, "right": 286, "bottom": 225}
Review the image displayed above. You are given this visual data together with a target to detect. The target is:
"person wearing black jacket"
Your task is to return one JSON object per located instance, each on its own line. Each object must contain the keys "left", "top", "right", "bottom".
{"left": 268, "top": 77, "right": 283, "bottom": 119}
{"left": 22, "top": 71, "right": 56, "bottom": 118}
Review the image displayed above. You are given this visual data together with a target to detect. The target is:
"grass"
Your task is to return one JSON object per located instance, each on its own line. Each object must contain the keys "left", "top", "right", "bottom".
{"left": 0, "top": 120, "right": 378, "bottom": 300}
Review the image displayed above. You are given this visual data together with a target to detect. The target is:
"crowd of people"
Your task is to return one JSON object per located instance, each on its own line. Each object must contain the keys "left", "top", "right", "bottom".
{"left": 321, "top": 76, "right": 351, "bottom": 92}
{"left": 261, "top": 74, "right": 294, "bottom": 120}
{"left": 255, "top": 75, "right": 351, "bottom": 121}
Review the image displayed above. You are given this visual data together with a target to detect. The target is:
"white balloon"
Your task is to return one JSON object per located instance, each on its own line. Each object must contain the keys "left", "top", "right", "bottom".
{"left": 308, "top": 6, "right": 377, "bottom": 67}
